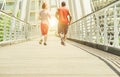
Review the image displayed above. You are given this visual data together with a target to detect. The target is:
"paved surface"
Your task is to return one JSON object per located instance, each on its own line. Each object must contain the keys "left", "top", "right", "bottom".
{"left": 0, "top": 36, "right": 119, "bottom": 77}
{"left": 68, "top": 40, "right": 120, "bottom": 74}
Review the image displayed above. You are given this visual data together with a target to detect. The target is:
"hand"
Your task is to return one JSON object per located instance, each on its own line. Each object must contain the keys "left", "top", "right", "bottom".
{"left": 69, "top": 21, "right": 71, "bottom": 25}
{"left": 68, "top": 22, "right": 71, "bottom": 26}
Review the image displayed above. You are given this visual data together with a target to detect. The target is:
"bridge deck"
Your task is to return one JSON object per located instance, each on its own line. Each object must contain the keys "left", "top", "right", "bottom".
{"left": 0, "top": 36, "right": 119, "bottom": 77}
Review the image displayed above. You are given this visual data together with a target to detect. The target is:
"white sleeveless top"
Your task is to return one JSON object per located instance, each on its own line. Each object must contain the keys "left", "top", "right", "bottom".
{"left": 40, "top": 9, "right": 50, "bottom": 25}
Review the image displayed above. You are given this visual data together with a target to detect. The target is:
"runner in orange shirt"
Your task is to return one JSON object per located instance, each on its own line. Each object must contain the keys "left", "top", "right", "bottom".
{"left": 56, "top": 1, "right": 72, "bottom": 45}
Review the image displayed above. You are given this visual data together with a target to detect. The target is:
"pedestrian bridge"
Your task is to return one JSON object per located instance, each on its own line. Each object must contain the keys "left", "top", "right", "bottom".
{"left": 0, "top": 36, "right": 119, "bottom": 77}
{"left": 0, "top": 0, "right": 120, "bottom": 77}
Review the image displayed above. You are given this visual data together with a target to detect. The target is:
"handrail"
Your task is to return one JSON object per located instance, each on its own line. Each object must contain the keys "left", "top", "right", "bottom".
{"left": 0, "top": 10, "right": 40, "bottom": 45}
{"left": 68, "top": 0, "right": 120, "bottom": 48}
{"left": 71, "top": 0, "right": 120, "bottom": 25}
{"left": 0, "top": 10, "right": 29, "bottom": 24}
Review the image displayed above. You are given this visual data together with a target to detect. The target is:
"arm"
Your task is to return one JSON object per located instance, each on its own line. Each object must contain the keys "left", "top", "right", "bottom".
{"left": 68, "top": 11, "right": 72, "bottom": 24}
{"left": 69, "top": 14, "right": 72, "bottom": 23}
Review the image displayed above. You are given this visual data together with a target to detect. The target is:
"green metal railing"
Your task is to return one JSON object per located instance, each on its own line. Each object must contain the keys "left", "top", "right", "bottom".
{"left": 68, "top": 0, "right": 120, "bottom": 48}
{"left": 91, "top": 0, "right": 117, "bottom": 11}
{"left": 0, "top": 10, "right": 39, "bottom": 44}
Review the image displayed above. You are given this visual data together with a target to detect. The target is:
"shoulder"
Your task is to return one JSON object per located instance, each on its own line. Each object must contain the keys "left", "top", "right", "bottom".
{"left": 58, "top": 7, "right": 62, "bottom": 9}
{"left": 59, "top": 7, "right": 68, "bottom": 11}
{"left": 64, "top": 7, "right": 69, "bottom": 11}
{"left": 45, "top": 10, "right": 51, "bottom": 15}
{"left": 39, "top": 10, "right": 43, "bottom": 14}
{"left": 40, "top": 9, "right": 43, "bottom": 12}
{"left": 46, "top": 10, "right": 50, "bottom": 13}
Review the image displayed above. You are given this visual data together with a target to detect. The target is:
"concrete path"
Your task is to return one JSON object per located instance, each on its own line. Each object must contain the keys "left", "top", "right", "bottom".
{"left": 0, "top": 36, "right": 119, "bottom": 77}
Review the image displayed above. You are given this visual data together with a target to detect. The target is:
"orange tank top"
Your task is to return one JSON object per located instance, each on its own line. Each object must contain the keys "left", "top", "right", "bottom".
{"left": 58, "top": 7, "right": 69, "bottom": 25}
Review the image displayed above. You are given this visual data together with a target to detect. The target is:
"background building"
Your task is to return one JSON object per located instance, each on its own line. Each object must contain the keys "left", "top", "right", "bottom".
{"left": 91, "top": 0, "right": 117, "bottom": 11}
{"left": 0, "top": 0, "right": 41, "bottom": 41}
{"left": 0, "top": 0, "right": 41, "bottom": 26}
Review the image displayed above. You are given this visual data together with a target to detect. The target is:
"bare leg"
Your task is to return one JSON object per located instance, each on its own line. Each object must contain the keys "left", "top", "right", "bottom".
{"left": 39, "top": 36, "right": 43, "bottom": 44}
{"left": 59, "top": 33, "right": 65, "bottom": 45}
{"left": 59, "top": 33, "right": 62, "bottom": 39}
{"left": 44, "top": 35, "right": 47, "bottom": 45}
{"left": 63, "top": 34, "right": 67, "bottom": 41}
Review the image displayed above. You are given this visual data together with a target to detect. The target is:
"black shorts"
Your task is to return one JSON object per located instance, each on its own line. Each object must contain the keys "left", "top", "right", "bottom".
{"left": 58, "top": 23, "right": 68, "bottom": 35}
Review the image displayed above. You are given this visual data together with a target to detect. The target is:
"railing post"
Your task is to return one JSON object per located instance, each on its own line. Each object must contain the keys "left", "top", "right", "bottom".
{"left": 3, "top": 15, "right": 6, "bottom": 41}
{"left": 89, "top": 15, "right": 92, "bottom": 42}
{"left": 113, "top": 5, "right": 119, "bottom": 47}
{"left": 9, "top": 17, "right": 13, "bottom": 44}
{"left": 104, "top": 9, "right": 108, "bottom": 46}
{"left": 96, "top": 13, "right": 100, "bottom": 44}
{"left": 14, "top": 19, "right": 17, "bottom": 40}
{"left": 84, "top": 18, "right": 87, "bottom": 41}
{"left": 25, "top": 23, "right": 28, "bottom": 40}
{"left": 75, "top": 23, "right": 77, "bottom": 39}
{"left": 81, "top": 19, "right": 84, "bottom": 41}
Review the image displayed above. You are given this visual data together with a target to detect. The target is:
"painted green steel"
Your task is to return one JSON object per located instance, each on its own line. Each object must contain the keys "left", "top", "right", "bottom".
{"left": 68, "top": 0, "right": 120, "bottom": 48}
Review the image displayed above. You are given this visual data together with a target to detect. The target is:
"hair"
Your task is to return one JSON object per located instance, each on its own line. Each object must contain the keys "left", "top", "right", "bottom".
{"left": 42, "top": 2, "right": 47, "bottom": 9}
{"left": 61, "top": 1, "right": 66, "bottom": 7}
